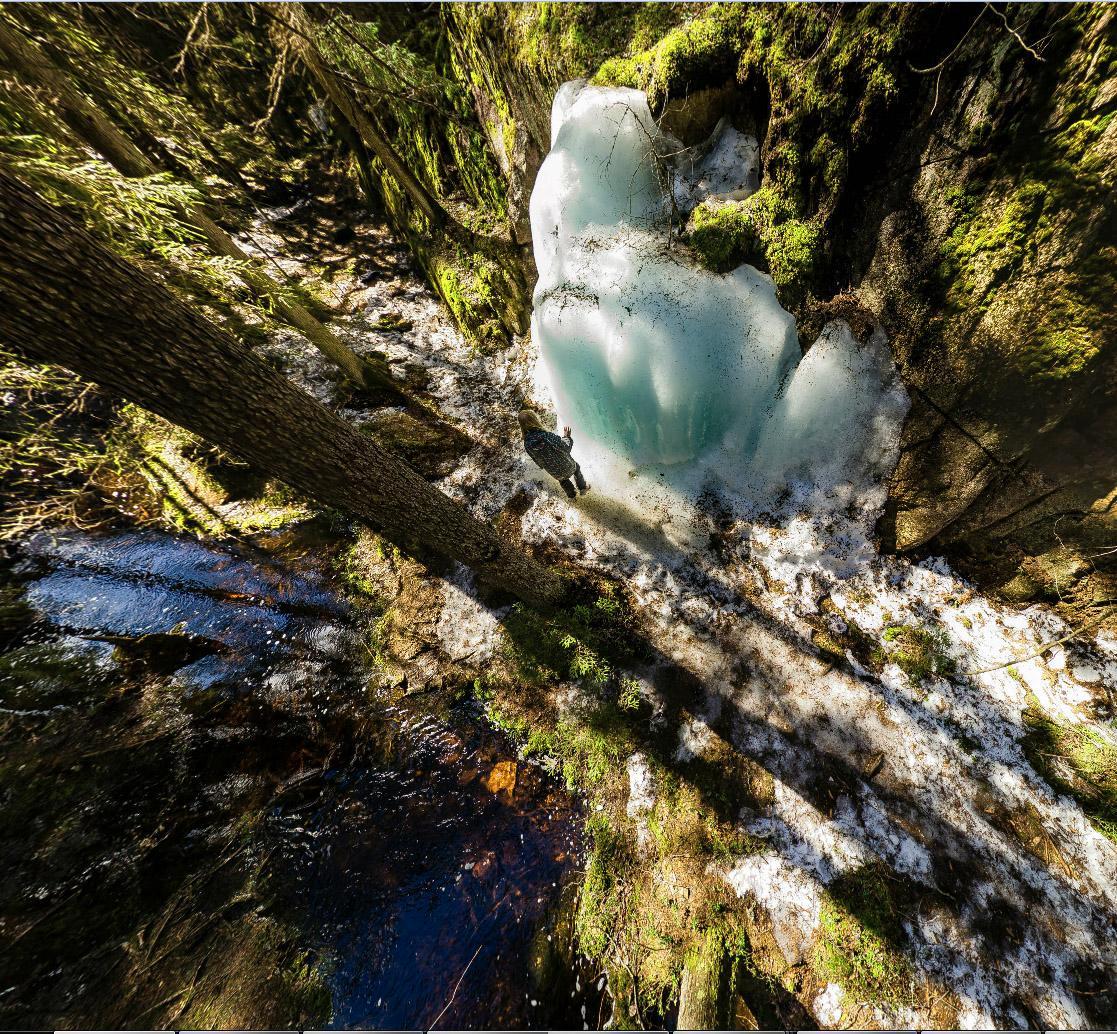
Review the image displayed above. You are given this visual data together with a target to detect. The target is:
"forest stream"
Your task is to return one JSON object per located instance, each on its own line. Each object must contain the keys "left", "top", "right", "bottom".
{"left": 0, "top": 523, "right": 600, "bottom": 1029}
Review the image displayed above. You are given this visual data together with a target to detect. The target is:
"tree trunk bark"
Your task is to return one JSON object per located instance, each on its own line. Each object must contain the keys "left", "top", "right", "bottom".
{"left": 274, "top": 3, "right": 449, "bottom": 231}
{"left": 0, "top": 169, "right": 564, "bottom": 608}
{"left": 677, "top": 928, "right": 728, "bottom": 1031}
{"left": 0, "top": 11, "right": 394, "bottom": 395}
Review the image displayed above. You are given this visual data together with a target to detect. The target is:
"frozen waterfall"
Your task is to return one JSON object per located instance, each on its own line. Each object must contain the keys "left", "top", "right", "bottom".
{"left": 528, "top": 81, "right": 907, "bottom": 534}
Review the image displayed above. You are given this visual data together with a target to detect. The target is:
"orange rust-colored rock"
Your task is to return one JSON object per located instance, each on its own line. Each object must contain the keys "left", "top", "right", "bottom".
{"left": 485, "top": 760, "right": 518, "bottom": 796}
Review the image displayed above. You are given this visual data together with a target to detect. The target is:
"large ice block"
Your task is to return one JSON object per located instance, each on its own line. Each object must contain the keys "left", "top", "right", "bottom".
{"left": 528, "top": 81, "right": 906, "bottom": 524}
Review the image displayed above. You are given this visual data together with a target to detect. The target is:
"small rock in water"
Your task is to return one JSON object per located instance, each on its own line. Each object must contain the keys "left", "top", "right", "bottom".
{"left": 470, "top": 849, "right": 496, "bottom": 878}
{"left": 485, "top": 760, "right": 517, "bottom": 796}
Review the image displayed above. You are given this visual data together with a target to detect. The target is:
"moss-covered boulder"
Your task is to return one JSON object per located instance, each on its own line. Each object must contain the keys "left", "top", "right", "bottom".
{"left": 688, "top": 187, "right": 820, "bottom": 308}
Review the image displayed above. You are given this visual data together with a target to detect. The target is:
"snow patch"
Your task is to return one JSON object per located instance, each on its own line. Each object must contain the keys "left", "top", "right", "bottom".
{"left": 626, "top": 752, "right": 656, "bottom": 818}
{"left": 813, "top": 982, "right": 844, "bottom": 1026}
{"left": 436, "top": 564, "right": 502, "bottom": 665}
{"left": 723, "top": 853, "right": 823, "bottom": 963}
{"left": 672, "top": 120, "right": 761, "bottom": 211}
{"left": 674, "top": 712, "right": 716, "bottom": 763}
{"left": 626, "top": 752, "right": 657, "bottom": 851}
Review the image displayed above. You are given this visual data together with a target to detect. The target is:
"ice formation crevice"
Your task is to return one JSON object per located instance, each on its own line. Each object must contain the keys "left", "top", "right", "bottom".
{"left": 529, "top": 80, "right": 908, "bottom": 527}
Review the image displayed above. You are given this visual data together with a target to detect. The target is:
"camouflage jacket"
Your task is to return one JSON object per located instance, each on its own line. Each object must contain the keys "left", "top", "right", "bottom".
{"left": 523, "top": 427, "right": 577, "bottom": 479}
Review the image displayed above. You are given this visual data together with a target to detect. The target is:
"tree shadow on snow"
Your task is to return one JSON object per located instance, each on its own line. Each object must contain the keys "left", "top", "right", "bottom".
{"left": 494, "top": 532, "right": 1117, "bottom": 1028}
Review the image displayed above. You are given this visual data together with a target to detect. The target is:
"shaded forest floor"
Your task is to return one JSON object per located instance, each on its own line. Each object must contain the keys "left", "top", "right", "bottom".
{"left": 230, "top": 188, "right": 1117, "bottom": 1029}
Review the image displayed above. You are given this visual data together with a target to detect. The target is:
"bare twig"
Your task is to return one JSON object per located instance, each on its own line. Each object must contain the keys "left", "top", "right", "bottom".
{"left": 428, "top": 944, "right": 483, "bottom": 1029}
{"left": 985, "top": 3, "right": 1046, "bottom": 62}
{"left": 963, "top": 606, "right": 1115, "bottom": 675}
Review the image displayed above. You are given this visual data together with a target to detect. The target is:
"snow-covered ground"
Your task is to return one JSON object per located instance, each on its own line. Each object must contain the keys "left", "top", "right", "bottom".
{"left": 237, "top": 96, "right": 1117, "bottom": 1028}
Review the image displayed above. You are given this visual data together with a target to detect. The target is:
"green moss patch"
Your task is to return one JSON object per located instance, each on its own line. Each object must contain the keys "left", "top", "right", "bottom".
{"left": 426, "top": 245, "right": 527, "bottom": 351}
{"left": 812, "top": 865, "right": 919, "bottom": 1009}
{"left": 936, "top": 178, "right": 1108, "bottom": 387}
{"left": 174, "top": 915, "right": 331, "bottom": 1031}
{"left": 930, "top": 12, "right": 1116, "bottom": 396}
{"left": 594, "top": 6, "right": 747, "bottom": 110}
{"left": 575, "top": 811, "right": 627, "bottom": 960}
{"left": 876, "top": 623, "right": 955, "bottom": 684}
{"left": 565, "top": 771, "right": 760, "bottom": 1024}
{"left": 121, "top": 407, "right": 312, "bottom": 536}
{"left": 1022, "top": 703, "right": 1117, "bottom": 843}
{"left": 688, "top": 188, "right": 821, "bottom": 305}
{"left": 487, "top": 3, "right": 685, "bottom": 85}
{"left": 501, "top": 584, "right": 643, "bottom": 694}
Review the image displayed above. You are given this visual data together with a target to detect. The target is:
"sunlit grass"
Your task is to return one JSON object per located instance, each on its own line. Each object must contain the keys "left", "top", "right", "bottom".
{"left": 1022, "top": 703, "right": 1117, "bottom": 844}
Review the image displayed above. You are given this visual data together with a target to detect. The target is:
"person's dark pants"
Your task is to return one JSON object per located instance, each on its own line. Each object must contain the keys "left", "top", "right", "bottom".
{"left": 558, "top": 464, "right": 588, "bottom": 499}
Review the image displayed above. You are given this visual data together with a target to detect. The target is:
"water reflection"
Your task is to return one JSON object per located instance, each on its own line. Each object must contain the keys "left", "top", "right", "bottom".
{"left": 1, "top": 526, "right": 599, "bottom": 1029}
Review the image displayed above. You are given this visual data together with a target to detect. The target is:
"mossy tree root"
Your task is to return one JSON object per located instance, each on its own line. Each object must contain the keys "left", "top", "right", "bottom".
{"left": 677, "top": 927, "right": 729, "bottom": 1031}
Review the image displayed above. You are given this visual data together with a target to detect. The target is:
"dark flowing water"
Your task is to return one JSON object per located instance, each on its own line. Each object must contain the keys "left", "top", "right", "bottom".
{"left": 0, "top": 525, "right": 601, "bottom": 1029}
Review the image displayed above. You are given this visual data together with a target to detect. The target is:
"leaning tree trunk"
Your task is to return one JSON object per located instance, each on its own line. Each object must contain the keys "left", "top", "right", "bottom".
{"left": 0, "top": 169, "right": 564, "bottom": 608}
{"left": 274, "top": 3, "right": 449, "bottom": 230}
{"left": 0, "top": 12, "right": 394, "bottom": 395}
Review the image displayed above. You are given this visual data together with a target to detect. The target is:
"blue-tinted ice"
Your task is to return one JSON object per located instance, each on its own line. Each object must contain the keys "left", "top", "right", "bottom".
{"left": 529, "top": 82, "right": 907, "bottom": 525}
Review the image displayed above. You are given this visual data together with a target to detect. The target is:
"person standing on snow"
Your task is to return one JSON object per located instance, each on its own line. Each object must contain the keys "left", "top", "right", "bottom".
{"left": 518, "top": 409, "right": 590, "bottom": 499}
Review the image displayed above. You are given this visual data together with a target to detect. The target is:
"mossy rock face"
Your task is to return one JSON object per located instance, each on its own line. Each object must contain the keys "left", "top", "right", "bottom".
{"left": 426, "top": 246, "right": 530, "bottom": 351}
{"left": 593, "top": 6, "right": 749, "bottom": 111}
{"left": 449, "top": 5, "right": 1116, "bottom": 623}
{"left": 450, "top": 3, "right": 912, "bottom": 330}
{"left": 590, "top": 3, "right": 914, "bottom": 290}
{"left": 865, "top": 6, "right": 1117, "bottom": 625}
{"left": 447, "top": 4, "right": 693, "bottom": 252}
